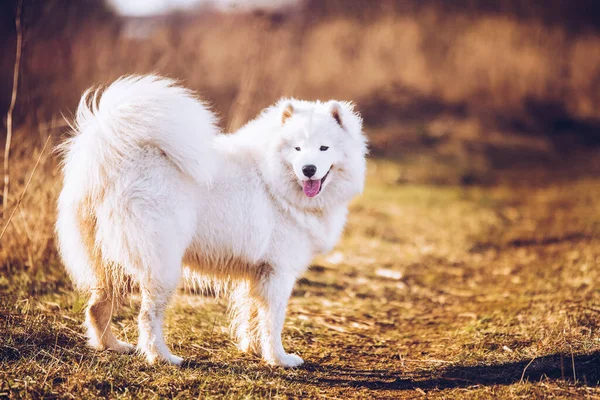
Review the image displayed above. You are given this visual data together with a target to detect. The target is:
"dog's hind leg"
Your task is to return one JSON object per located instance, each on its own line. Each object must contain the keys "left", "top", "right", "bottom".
{"left": 85, "top": 288, "right": 134, "bottom": 353}
{"left": 137, "top": 267, "right": 183, "bottom": 366}
{"left": 230, "top": 282, "right": 260, "bottom": 355}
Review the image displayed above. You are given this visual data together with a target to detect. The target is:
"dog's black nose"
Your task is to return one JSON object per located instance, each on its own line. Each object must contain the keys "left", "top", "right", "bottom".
{"left": 302, "top": 165, "right": 317, "bottom": 178}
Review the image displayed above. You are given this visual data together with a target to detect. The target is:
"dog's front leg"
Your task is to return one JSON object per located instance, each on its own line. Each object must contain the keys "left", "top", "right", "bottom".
{"left": 254, "top": 273, "right": 303, "bottom": 367}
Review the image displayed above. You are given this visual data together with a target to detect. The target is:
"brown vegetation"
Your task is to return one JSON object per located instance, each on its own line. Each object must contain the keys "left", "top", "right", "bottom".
{"left": 1, "top": 0, "right": 600, "bottom": 148}
{"left": 1, "top": 1, "right": 600, "bottom": 398}
{"left": 2, "top": 159, "right": 600, "bottom": 398}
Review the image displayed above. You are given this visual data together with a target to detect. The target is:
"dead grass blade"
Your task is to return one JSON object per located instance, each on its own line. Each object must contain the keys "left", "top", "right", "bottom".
{"left": 520, "top": 357, "right": 536, "bottom": 383}
{"left": 0, "top": 135, "right": 52, "bottom": 243}
{"left": 2, "top": 0, "right": 23, "bottom": 217}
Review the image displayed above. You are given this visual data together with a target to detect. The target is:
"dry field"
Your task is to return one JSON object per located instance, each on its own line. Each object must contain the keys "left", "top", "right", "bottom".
{"left": 1, "top": 138, "right": 599, "bottom": 398}
{"left": 1, "top": 1, "right": 600, "bottom": 398}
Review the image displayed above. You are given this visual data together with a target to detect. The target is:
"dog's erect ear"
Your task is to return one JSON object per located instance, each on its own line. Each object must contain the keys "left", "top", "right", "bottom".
{"left": 281, "top": 102, "right": 294, "bottom": 125}
{"left": 329, "top": 101, "right": 344, "bottom": 129}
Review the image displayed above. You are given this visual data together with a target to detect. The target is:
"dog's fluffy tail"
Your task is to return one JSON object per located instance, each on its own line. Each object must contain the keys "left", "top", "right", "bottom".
{"left": 64, "top": 75, "right": 219, "bottom": 188}
{"left": 56, "top": 75, "right": 219, "bottom": 290}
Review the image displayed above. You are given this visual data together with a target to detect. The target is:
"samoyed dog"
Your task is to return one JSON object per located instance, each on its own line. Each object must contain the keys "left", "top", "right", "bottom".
{"left": 56, "top": 75, "right": 367, "bottom": 367}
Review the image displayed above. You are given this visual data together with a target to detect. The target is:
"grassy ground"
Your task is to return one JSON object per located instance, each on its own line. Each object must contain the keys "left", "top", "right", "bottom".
{"left": 1, "top": 157, "right": 600, "bottom": 399}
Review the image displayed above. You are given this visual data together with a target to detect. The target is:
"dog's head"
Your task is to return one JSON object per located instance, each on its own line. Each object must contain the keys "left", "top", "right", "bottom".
{"left": 262, "top": 99, "right": 368, "bottom": 210}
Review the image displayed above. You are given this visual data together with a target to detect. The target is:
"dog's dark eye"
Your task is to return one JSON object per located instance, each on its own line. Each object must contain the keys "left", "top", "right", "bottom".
{"left": 295, "top": 147, "right": 301, "bottom": 151}
{"left": 320, "top": 146, "right": 329, "bottom": 151}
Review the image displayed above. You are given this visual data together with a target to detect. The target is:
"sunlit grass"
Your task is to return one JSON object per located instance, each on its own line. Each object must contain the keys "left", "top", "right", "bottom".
{"left": 1, "top": 156, "right": 599, "bottom": 398}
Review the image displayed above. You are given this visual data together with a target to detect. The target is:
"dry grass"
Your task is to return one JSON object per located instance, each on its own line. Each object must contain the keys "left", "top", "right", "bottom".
{"left": 1, "top": 137, "right": 599, "bottom": 398}
{"left": 1, "top": 2, "right": 600, "bottom": 398}
{"left": 4, "top": 1, "right": 600, "bottom": 143}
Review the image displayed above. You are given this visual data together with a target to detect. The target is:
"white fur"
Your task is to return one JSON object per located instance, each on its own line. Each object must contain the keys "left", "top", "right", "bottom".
{"left": 56, "top": 75, "right": 368, "bottom": 367}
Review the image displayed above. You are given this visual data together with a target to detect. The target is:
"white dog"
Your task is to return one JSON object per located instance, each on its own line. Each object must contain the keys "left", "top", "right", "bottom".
{"left": 56, "top": 75, "right": 367, "bottom": 367}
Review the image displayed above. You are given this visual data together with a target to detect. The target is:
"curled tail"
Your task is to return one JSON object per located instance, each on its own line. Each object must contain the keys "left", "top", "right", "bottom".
{"left": 63, "top": 75, "right": 220, "bottom": 189}
{"left": 56, "top": 75, "right": 219, "bottom": 290}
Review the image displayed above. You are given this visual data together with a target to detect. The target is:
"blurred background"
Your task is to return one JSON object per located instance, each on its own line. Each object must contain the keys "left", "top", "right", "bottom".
{"left": 1, "top": 0, "right": 600, "bottom": 185}
{"left": 2, "top": 2, "right": 600, "bottom": 396}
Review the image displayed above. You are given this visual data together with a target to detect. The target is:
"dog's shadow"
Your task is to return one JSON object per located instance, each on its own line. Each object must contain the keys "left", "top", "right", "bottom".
{"left": 184, "top": 352, "right": 600, "bottom": 391}
{"left": 295, "top": 352, "right": 600, "bottom": 390}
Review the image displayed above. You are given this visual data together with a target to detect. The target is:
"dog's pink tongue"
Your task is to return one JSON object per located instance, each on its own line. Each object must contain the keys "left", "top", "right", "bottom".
{"left": 302, "top": 179, "right": 321, "bottom": 198}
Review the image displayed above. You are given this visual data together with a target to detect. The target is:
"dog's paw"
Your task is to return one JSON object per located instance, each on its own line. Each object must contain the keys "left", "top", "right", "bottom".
{"left": 110, "top": 340, "right": 135, "bottom": 354}
{"left": 165, "top": 353, "right": 184, "bottom": 366}
{"left": 237, "top": 337, "right": 252, "bottom": 353}
{"left": 141, "top": 349, "right": 184, "bottom": 366}
{"left": 266, "top": 353, "right": 304, "bottom": 368}
{"left": 237, "top": 337, "right": 261, "bottom": 356}
{"left": 88, "top": 338, "right": 134, "bottom": 354}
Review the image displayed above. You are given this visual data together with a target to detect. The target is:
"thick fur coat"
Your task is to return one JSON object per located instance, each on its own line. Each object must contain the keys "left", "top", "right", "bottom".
{"left": 56, "top": 75, "right": 368, "bottom": 367}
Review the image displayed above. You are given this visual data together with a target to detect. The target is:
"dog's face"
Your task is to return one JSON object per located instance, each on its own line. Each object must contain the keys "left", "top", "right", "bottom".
{"left": 266, "top": 99, "right": 368, "bottom": 210}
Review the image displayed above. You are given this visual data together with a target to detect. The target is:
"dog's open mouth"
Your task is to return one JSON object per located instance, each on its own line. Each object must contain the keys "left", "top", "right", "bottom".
{"left": 302, "top": 169, "right": 330, "bottom": 198}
